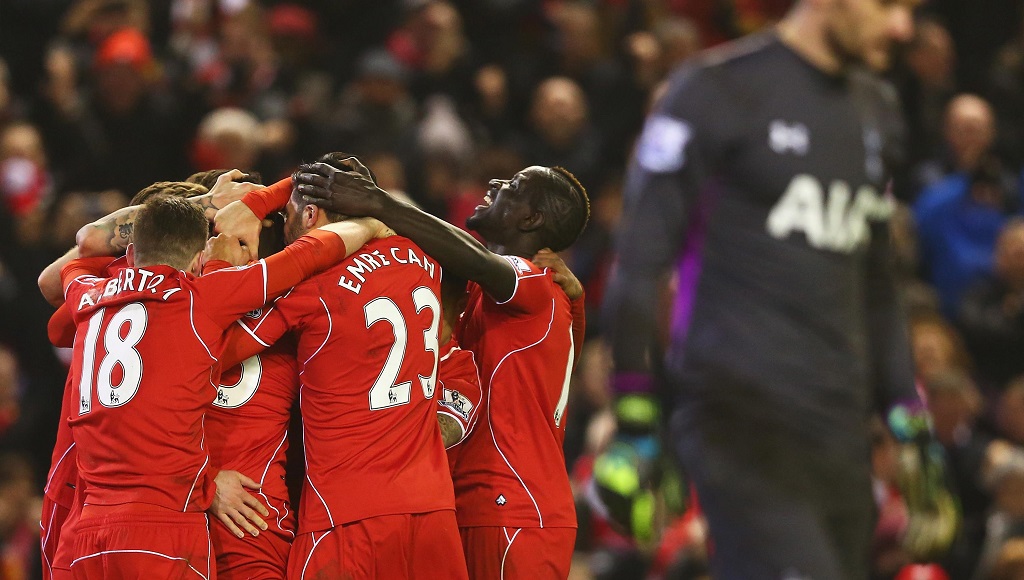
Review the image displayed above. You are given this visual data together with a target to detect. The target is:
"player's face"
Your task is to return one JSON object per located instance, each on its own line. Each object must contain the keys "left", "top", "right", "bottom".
{"left": 825, "top": 0, "right": 917, "bottom": 71}
{"left": 283, "top": 197, "right": 306, "bottom": 246}
{"left": 466, "top": 166, "right": 545, "bottom": 243}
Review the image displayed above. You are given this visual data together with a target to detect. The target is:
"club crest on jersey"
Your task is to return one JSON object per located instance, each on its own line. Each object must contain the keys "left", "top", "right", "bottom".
{"left": 766, "top": 174, "right": 893, "bottom": 253}
{"left": 244, "top": 308, "right": 262, "bottom": 319}
{"left": 439, "top": 388, "right": 473, "bottom": 421}
{"left": 769, "top": 120, "right": 809, "bottom": 156}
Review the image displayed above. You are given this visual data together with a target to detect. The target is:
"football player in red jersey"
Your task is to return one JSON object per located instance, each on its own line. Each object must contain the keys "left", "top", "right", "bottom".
{"left": 57, "top": 194, "right": 386, "bottom": 580}
{"left": 36, "top": 177, "right": 252, "bottom": 580}
{"left": 204, "top": 177, "right": 303, "bottom": 580}
{"left": 214, "top": 177, "right": 469, "bottom": 580}
{"left": 292, "top": 160, "right": 589, "bottom": 579}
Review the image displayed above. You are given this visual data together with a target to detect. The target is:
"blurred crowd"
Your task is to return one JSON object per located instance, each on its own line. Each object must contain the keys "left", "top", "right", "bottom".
{"left": 1, "top": 0, "right": 1024, "bottom": 579}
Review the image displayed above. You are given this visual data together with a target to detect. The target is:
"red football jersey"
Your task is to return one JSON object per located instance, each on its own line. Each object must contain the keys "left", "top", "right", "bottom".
{"left": 61, "top": 259, "right": 275, "bottom": 512}
{"left": 45, "top": 256, "right": 127, "bottom": 510}
{"left": 436, "top": 339, "right": 482, "bottom": 454}
{"left": 206, "top": 337, "right": 299, "bottom": 538}
{"left": 235, "top": 236, "right": 454, "bottom": 533}
{"left": 452, "top": 255, "right": 577, "bottom": 529}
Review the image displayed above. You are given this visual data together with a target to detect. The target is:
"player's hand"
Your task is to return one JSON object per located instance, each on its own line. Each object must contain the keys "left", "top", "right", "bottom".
{"left": 533, "top": 248, "right": 583, "bottom": 300}
{"left": 887, "top": 400, "right": 960, "bottom": 560}
{"left": 208, "top": 169, "right": 261, "bottom": 212}
{"left": 203, "top": 233, "right": 250, "bottom": 267}
{"left": 209, "top": 470, "right": 270, "bottom": 539}
{"left": 214, "top": 201, "right": 262, "bottom": 258}
{"left": 317, "top": 152, "right": 378, "bottom": 184}
{"left": 294, "top": 161, "right": 389, "bottom": 218}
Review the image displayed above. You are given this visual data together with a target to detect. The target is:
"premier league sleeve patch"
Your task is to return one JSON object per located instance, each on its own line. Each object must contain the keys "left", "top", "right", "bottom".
{"left": 636, "top": 115, "right": 692, "bottom": 173}
{"left": 438, "top": 388, "right": 473, "bottom": 422}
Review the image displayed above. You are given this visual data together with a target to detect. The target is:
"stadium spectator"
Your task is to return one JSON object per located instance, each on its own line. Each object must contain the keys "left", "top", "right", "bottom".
{"left": 191, "top": 107, "right": 262, "bottom": 173}
{"left": 975, "top": 450, "right": 1024, "bottom": 579}
{"left": 0, "top": 454, "right": 39, "bottom": 580}
{"left": 897, "top": 18, "right": 956, "bottom": 181}
{"left": 996, "top": 380, "right": 1024, "bottom": 447}
{"left": 915, "top": 99, "right": 1020, "bottom": 317}
{"left": 911, "top": 313, "right": 973, "bottom": 383}
{"left": 36, "top": 27, "right": 190, "bottom": 196}
{"left": 924, "top": 371, "right": 993, "bottom": 576}
{"left": 517, "top": 77, "right": 604, "bottom": 192}
{"left": 320, "top": 49, "right": 415, "bottom": 158}
{"left": 959, "top": 219, "right": 1024, "bottom": 388}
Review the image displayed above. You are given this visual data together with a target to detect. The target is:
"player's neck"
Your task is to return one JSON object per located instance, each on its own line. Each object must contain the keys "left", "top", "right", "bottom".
{"left": 776, "top": 9, "right": 843, "bottom": 75}
{"left": 486, "top": 239, "right": 537, "bottom": 260}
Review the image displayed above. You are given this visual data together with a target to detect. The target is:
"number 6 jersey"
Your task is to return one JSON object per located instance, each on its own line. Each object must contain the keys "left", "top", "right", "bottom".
{"left": 226, "top": 236, "right": 454, "bottom": 534}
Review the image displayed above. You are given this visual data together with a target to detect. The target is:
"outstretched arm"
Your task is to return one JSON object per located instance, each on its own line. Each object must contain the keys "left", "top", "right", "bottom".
{"left": 295, "top": 162, "right": 518, "bottom": 302}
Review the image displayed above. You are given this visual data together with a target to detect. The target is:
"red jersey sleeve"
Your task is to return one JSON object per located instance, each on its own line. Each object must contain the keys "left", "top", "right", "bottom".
{"left": 241, "top": 177, "right": 291, "bottom": 220}
{"left": 570, "top": 292, "right": 586, "bottom": 367}
{"left": 492, "top": 255, "right": 556, "bottom": 315}
{"left": 232, "top": 290, "right": 307, "bottom": 357}
{"left": 61, "top": 257, "right": 116, "bottom": 317}
{"left": 47, "top": 304, "right": 75, "bottom": 347}
{"left": 221, "top": 303, "right": 292, "bottom": 368}
{"left": 436, "top": 341, "right": 482, "bottom": 447}
{"left": 195, "top": 229, "right": 348, "bottom": 328}
{"left": 61, "top": 257, "right": 115, "bottom": 298}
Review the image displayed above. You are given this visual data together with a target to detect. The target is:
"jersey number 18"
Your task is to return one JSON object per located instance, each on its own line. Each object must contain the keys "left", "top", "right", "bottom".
{"left": 78, "top": 303, "right": 147, "bottom": 415}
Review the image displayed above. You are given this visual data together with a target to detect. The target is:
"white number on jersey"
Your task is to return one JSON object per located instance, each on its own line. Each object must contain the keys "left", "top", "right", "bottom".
{"left": 214, "top": 355, "right": 262, "bottom": 409}
{"left": 365, "top": 287, "right": 441, "bottom": 411}
{"left": 554, "top": 325, "right": 574, "bottom": 427}
{"left": 79, "top": 302, "right": 148, "bottom": 414}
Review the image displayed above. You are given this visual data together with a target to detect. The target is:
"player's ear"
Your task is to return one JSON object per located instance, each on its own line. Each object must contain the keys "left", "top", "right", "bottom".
{"left": 187, "top": 251, "right": 203, "bottom": 276}
{"left": 304, "top": 204, "right": 319, "bottom": 229}
{"left": 519, "top": 210, "right": 544, "bottom": 233}
{"left": 126, "top": 243, "right": 136, "bottom": 267}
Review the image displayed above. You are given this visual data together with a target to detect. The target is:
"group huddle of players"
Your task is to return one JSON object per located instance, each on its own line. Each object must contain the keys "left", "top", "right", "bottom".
{"left": 34, "top": 154, "right": 592, "bottom": 580}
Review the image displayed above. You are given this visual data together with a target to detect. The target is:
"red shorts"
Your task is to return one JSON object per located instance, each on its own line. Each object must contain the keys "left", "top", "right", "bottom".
{"left": 459, "top": 526, "right": 575, "bottom": 580}
{"left": 210, "top": 520, "right": 291, "bottom": 580}
{"left": 69, "top": 506, "right": 214, "bottom": 580}
{"left": 41, "top": 498, "right": 71, "bottom": 580}
{"left": 286, "top": 510, "right": 467, "bottom": 580}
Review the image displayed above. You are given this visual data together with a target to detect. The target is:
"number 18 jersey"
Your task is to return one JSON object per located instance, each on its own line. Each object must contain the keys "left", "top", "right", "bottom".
{"left": 62, "top": 260, "right": 273, "bottom": 512}
{"left": 236, "top": 236, "right": 453, "bottom": 533}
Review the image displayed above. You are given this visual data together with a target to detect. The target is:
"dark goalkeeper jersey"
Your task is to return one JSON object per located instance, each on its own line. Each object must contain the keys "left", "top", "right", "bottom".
{"left": 604, "top": 32, "right": 916, "bottom": 440}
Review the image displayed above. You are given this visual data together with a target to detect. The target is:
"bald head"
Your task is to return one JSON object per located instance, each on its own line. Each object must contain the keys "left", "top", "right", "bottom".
{"left": 945, "top": 94, "right": 995, "bottom": 172}
{"left": 531, "top": 77, "right": 588, "bottom": 148}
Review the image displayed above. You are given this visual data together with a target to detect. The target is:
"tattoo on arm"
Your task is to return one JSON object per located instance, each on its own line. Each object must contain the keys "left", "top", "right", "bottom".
{"left": 190, "top": 194, "right": 219, "bottom": 221}
{"left": 77, "top": 206, "right": 141, "bottom": 256}
{"left": 437, "top": 414, "right": 464, "bottom": 448}
{"left": 109, "top": 210, "right": 137, "bottom": 252}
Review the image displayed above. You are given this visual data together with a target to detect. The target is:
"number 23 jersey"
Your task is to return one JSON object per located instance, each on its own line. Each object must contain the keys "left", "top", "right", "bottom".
{"left": 234, "top": 236, "right": 453, "bottom": 533}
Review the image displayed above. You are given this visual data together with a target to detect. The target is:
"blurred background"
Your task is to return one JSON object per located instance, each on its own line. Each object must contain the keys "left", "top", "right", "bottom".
{"left": 1, "top": 0, "right": 1024, "bottom": 578}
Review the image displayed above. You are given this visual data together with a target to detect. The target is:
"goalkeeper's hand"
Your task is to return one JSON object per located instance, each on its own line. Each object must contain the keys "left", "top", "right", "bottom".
{"left": 590, "top": 393, "right": 664, "bottom": 543}
{"left": 887, "top": 399, "right": 959, "bottom": 561}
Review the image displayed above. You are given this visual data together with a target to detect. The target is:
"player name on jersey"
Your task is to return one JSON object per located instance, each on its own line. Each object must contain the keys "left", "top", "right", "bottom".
{"left": 338, "top": 246, "right": 436, "bottom": 294}
{"left": 74, "top": 267, "right": 173, "bottom": 310}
